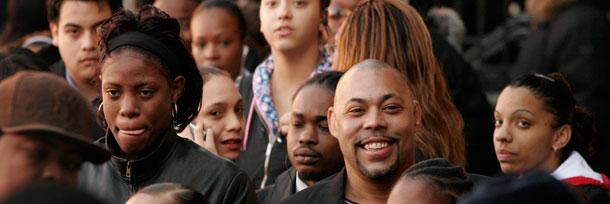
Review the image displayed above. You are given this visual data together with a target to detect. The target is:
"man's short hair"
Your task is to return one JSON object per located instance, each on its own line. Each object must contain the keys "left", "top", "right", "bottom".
{"left": 46, "top": 0, "right": 123, "bottom": 22}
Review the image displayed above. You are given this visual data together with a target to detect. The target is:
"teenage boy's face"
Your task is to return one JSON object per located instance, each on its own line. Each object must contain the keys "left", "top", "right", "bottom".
{"left": 259, "top": 0, "right": 322, "bottom": 52}
{"left": 288, "top": 85, "right": 344, "bottom": 183}
{"left": 50, "top": 1, "right": 111, "bottom": 85}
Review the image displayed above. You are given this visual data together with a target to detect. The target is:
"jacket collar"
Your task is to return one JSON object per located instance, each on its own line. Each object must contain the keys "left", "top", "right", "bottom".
{"left": 105, "top": 127, "right": 177, "bottom": 182}
{"left": 271, "top": 167, "right": 298, "bottom": 203}
{"left": 551, "top": 151, "right": 610, "bottom": 190}
{"left": 314, "top": 168, "right": 347, "bottom": 204}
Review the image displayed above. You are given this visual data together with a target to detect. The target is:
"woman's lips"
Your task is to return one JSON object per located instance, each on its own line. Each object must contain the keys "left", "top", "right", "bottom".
{"left": 119, "top": 129, "right": 145, "bottom": 136}
{"left": 275, "top": 25, "right": 293, "bottom": 37}
{"left": 496, "top": 150, "right": 517, "bottom": 162}
{"left": 220, "top": 138, "right": 242, "bottom": 150}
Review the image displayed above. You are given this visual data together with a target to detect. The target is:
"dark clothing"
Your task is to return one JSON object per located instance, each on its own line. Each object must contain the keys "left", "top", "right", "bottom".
{"left": 36, "top": 44, "right": 61, "bottom": 68}
{"left": 78, "top": 128, "right": 260, "bottom": 204}
{"left": 256, "top": 167, "right": 297, "bottom": 204}
{"left": 460, "top": 172, "right": 593, "bottom": 204}
{"left": 1, "top": 182, "right": 104, "bottom": 204}
{"left": 277, "top": 168, "right": 347, "bottom": 204}
{"left": 513, "top": 1, "right": 610, "bottom": 176}
{"left": 278, "top": 167, "right": 491, "bottom": 204}
{"left": 48, "top": 60, "right": 65, "bottom": 78}
{"left": 430, "top": 31, "right": 500, "bottom": 176}
{"left": 467, "top": 173, "right": 493, "bottom": 185}
{"left": 236, "top": 74, "right": 291, "bottom": 189}
{"left": 36, "top": 44, "right": 104, "bottom": 140}
{"left": 244, "top": 41, "right": 268, "bottom": 73}
{"left": 51, "top": 60, "right": 104, "bottom": 140}
{"left": 579, "top": 185, "right": 610, "bottom": 204}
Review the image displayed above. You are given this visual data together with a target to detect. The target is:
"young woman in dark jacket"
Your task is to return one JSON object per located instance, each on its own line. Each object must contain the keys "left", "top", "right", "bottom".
{"left": 77, "top": 6, "right": 258, "bottom": 204}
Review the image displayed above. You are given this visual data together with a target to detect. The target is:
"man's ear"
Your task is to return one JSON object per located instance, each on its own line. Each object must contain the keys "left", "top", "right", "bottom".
{"left": 328, "top": 107, "right": 338, "bottom": 139}
{"left": 50, "top": 22, "right": 59, "bottom": 46}
{"left": 413, "top": 100, "right": 422, "bottom": 131}
{"left": 171, "top": 76, "right": 186, "bottom": 103}
{"left": 553, "top": 124, "right": 572, "bottom": 150}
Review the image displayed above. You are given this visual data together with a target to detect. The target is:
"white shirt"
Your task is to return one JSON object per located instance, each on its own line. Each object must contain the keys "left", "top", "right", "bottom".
{"left": 295, "top": 171, "right": 309, "bottom": 192}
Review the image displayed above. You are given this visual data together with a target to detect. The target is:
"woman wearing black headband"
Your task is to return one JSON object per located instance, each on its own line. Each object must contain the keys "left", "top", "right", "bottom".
{"left": 77, "top": 6, "right": 258, "bottom": 204}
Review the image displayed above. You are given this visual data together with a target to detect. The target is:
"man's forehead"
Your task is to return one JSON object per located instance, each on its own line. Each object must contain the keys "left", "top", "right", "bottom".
{"left": 58, "top": 1, "right": 111, "bottom": 24}
{"left": 335, "top": 67, "right": 409, "bottom": 104}
{"left": 293, "top": 86, "right": 333, "bottom": 113}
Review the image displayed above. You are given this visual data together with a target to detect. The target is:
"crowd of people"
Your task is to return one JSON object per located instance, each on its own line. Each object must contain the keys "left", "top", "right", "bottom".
{"left": 0, "top": 0, "right": 609, "bottom": 203}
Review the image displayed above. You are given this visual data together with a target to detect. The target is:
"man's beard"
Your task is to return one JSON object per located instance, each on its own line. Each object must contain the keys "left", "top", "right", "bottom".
{"left": 353, "top": 133, "right": 401, "bottom": 182}
{"left": 355, "top": 148, "right": 399, "bottom": 182}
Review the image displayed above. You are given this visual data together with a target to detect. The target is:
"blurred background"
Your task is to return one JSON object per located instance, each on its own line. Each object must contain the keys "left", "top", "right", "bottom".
{"left": 1, "top": 0, "right": 609, "bottom": 106}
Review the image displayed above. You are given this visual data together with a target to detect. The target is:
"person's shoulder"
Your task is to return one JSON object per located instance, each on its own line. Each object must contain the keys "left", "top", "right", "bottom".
{"left": 238, "top": 74, "right": 254, "bottom": 95}
{"left": 562, "top": 2, "right": 606, "bottom": 18}
{"left": 276, "top": 183, "right": 325, "bottom": 204}
{"left": 256, "top": 184, "right": 275, "bottom": 204}
{"left": 578, "top": 185, "right": 610, "bottom": 204}
{"left": 552, "top": 2, "right": 608, "bottom": 29}
{"left": 79, "top": 137, "right": 109, "bottom": 176}
{"left": 173, "top": 137, "right": 243, "bottom": 174}
{"left": 277, "top": 173, "right": 343, "bottom": 204}
{"left": 466, "top": 172, "right": 496, "bottom": 185}
{"left": 78, "top": 159, "right": 114, "bottom": 194}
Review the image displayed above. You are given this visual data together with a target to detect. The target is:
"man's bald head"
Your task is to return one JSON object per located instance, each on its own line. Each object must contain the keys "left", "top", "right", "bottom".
{"left": 336, "top": 59, "right": 411, "bottom": 104}
{"left": 348, "top": 59, "right": 408, "bottom": 81}
{"left": 329, "top": 58, "right": 421, "bottom": 183}
{"left": 351, "top": 59, "right": 394, "bottom": 69}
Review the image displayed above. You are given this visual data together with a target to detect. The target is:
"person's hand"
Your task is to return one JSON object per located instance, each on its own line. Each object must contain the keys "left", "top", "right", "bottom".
{"left": 279, "top": 112, "right": 291, "bottom": 136}
{"left": 192, "top": 120, "right": 218, "bottom": 155}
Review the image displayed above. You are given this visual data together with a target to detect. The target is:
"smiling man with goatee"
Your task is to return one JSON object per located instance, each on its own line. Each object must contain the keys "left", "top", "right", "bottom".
{"left": 277, "top": 59, "right": 422, "bottom": 204}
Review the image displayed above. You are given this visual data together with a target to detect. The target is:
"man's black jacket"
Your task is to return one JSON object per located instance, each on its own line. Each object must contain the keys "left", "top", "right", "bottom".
{"left": 256, "top": 167, "right": 297, "bottom": 204}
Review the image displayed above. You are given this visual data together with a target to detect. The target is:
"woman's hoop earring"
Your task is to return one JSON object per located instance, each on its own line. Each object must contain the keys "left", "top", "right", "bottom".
{"left": 97, "top": 102, "right": 104, "bottom": 112}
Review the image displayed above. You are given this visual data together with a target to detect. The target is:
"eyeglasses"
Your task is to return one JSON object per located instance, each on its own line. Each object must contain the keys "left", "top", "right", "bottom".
{"left": 327, "top": 7, "right": 352, "bottom": 19}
